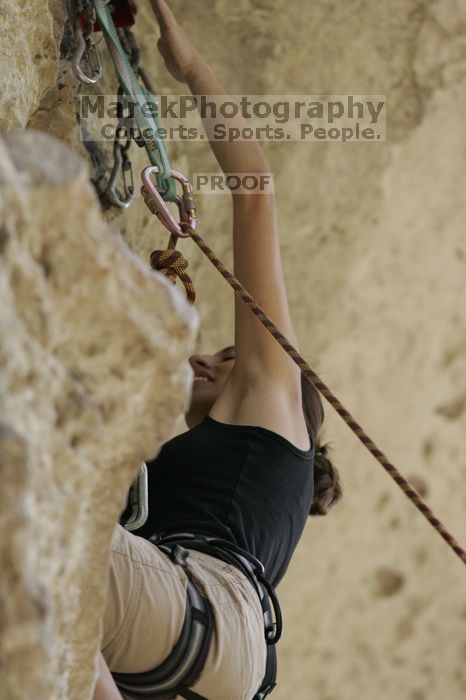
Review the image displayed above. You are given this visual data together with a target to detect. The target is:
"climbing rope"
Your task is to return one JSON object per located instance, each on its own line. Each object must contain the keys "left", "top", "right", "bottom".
{"left": 68, "top": 1, "right": 465, "bottom": 566}
{"left": 141, "top": 167, "right": 466, "bottom": 567}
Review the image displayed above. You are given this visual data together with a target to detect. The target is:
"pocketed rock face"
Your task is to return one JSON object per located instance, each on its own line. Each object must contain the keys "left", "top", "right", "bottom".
{"left": 0, "top": 131, "right": 197, "bottom": 700}
{"left": 0, "top": 0, "right": 67, "bottom": 130}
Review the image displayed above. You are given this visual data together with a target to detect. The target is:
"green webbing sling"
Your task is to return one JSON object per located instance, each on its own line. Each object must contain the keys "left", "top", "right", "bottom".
{"left": 92, "top": 0, "right": 177, "bottom": 201}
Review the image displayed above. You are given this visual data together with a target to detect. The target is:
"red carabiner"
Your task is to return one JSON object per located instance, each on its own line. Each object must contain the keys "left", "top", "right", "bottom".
{"left": 141, "top": 166, "right": 197, "bottom": 237}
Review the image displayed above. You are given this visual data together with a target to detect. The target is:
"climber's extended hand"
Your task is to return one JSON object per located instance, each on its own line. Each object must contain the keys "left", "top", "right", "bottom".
{"left": 150, "top": 0, "right": 201, "bottom": 83}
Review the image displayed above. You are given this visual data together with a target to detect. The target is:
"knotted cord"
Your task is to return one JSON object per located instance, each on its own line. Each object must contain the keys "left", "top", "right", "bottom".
{"left": 150, "top": 233, "right": 196, "bottom": 305}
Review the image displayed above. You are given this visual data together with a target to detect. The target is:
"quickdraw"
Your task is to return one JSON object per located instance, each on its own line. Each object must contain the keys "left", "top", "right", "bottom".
{"left": 107, "top": 86, "right": 136, "bottom": 208}
{"left": 69, "top": 0, "right": 177, "bottom": 206}
{"left": 93, "top": 0, "right": 177, "bottom": 199}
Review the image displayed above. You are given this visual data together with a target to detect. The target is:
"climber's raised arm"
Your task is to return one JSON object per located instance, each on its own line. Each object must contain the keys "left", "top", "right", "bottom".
{"left": 151, "top": 0, "right": 268, "bottom": 175}
{"left": 151, "top": 0, "right": 302, "bottom": 397}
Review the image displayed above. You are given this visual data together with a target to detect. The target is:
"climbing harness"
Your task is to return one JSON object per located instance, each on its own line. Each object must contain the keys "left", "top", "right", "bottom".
{"left": 112, "top": 533, "right": 278, "bottom": 700}
{"left": 141, "top": 167, "right": 466, "bottom": 568}
{"left": 65, "top": 4, "right": 465, "bottom": 698}
{"left": 112, "top": 541, "right": 214, "bottom": 700}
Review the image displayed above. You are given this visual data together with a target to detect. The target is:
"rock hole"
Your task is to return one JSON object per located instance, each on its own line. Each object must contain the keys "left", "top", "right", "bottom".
{"left": 396, "top": 616, "right": 414, "bottom": 640}
{"left": 388, "top": 516, "right": 400, "bottom": 529}
{"left": 0, "top": 224, "right": 8, "bottom": 253}
{"left": 376, "top": 492, "right": 390, "bottom": 511}
{"left": 409, "top": 689, "right": 426, "bottom": 700}
{"left": 371, "top": 567, "right": 405, "bottom": 597}
{"left": 422, "top": 438, "right": 434, "bottom": 458}
{"left": 435, "top": 394, "right": 466, "bottom": 421}
{"left": 110, "top": 367, "right": 125, "bottom": 380}
{"left": 70, "top": 435, "right": 81, "bottom": 448}
{"left": 413, "top": 547, "right": 428, "bottom": 565}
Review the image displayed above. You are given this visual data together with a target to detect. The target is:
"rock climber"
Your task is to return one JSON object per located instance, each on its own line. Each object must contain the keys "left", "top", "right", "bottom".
{"left": 93, "top": 1, "right": 343, "bottom": 698}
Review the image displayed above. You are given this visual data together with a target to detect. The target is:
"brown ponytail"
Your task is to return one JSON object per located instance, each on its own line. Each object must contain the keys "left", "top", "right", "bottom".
{"left": 300, "top": 373, "right": 344, "bottom": 516}
{"left": 310, "top": 443, "right": 343, "bottom": 516}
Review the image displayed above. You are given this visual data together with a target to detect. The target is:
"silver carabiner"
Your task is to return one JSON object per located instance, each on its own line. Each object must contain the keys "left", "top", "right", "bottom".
{"left": 72, "top": 21, "right": 103, "bottom": 85}
{"left": 122, "top": 463, "right": 149, "bottom": 531}
{"left": 107, "top": 141, "right": 136, "bottom": 208}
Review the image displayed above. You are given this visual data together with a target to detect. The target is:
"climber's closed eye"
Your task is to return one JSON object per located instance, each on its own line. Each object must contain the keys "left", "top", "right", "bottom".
{"left": 218, "top": 346, "right": 235, "bottom": 362}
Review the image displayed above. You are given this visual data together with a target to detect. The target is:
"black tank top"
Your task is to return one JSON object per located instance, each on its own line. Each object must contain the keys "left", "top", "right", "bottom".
{"left": 133, "top": 415, "right": 315, "bottom": 587}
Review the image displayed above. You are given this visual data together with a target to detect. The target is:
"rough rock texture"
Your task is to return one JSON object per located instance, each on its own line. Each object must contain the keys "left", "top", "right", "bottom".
{"left": 0, "top": 130, "right": 197, "bottom": 700}
{"left": 1, "top": 0, "right": 466, "bottom": 699}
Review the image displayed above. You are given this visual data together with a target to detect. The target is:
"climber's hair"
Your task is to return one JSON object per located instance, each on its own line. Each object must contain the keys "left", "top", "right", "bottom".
{"left": 300, "top": 373, "right": 343, "bottom": 517}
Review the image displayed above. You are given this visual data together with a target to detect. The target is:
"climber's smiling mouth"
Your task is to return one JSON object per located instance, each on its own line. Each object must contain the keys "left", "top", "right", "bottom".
{"left": 192, "top": 376, "right": 214, "bottom": 387}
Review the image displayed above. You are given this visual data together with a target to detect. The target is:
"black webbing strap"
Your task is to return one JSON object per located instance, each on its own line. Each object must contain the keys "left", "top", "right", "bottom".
{"left": 112, "top": 544, "right": 212, "bottom": 700}
{"left": 175, "top": 686, "right": 208, "bottom": 700}
{"left": 173, "top": 594, "right": 214, "bottom": 699}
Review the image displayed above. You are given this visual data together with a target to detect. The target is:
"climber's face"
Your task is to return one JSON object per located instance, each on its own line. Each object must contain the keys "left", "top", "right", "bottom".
{"left": 185, "top": 345, "right": 236, "bottom": 427}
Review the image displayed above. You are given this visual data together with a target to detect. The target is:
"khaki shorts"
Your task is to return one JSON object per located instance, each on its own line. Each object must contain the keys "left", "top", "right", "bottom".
{"left": 102, "top": 525, "right": 267, "bottom": 700}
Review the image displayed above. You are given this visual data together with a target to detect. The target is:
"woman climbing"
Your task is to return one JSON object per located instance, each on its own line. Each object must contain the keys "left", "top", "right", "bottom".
{"left": 94, "top": 1, "right": 343, "bottom": 698}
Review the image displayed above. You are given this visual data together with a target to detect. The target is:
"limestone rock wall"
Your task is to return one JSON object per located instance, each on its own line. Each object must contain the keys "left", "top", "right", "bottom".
{"left": 1, "top": 1, "right": 465, "bottom": 699}
{"left": 0, "top": 130, "right": 197, "bottom": 700}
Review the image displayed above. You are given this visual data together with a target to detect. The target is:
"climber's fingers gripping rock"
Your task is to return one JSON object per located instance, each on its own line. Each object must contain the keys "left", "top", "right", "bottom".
{"left": 150, "top": 0, "right": 201, "bottom": 83}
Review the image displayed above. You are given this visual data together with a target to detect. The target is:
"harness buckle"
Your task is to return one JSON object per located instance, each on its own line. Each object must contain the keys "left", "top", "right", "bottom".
{"left": 72, "top": 21, "right": 103, "bottom": 85}
{"left": 254, "top": 682, "right": 277, "bottom": 699}
{"left": 141, "top": 166, "right": 197, "bottom": 237}
{"left": 121, "top": 462, "right": 148, "bottom": 531}
{"left": 172, "top": 543, "right": 190, "bottom": 568}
